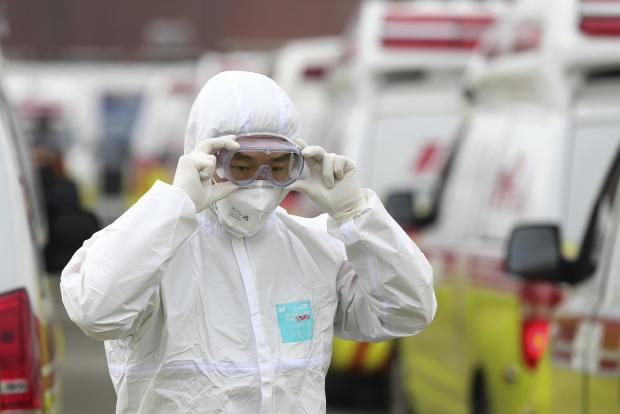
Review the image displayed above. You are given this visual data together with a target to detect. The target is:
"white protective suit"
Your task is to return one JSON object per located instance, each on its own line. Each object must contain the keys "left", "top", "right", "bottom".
{"left": 60, "top": 71, "right": 437, "bottom": 414}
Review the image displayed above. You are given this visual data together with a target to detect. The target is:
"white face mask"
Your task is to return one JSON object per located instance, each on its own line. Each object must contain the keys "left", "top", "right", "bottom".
{"left": 213, "top": 182, "right": 288, "bottom": 238}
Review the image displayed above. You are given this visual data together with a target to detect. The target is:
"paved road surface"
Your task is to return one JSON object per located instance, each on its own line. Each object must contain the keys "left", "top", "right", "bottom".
{"left": 50, "top": 277, "right": 383, "bottom": 414}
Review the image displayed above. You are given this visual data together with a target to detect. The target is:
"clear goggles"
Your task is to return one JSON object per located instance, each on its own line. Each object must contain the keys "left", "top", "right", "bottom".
{"left": 215, "top": 134, "right": 304, "bottom": 188}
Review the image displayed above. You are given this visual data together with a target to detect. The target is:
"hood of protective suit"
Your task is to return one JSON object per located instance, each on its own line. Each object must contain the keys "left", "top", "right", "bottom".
{"left": 185, "top": 72, "right": 300, "bottom": 237}
{"left": 184, "top": 71, "right": 300, "bottom": 154}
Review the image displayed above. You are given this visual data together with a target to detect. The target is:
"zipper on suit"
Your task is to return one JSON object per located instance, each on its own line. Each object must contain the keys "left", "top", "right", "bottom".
{"left": 231, "top": 237, "right": 274, "bottom": 414}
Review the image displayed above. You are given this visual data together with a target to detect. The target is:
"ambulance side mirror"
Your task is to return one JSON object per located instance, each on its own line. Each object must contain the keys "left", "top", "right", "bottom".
{"left": 506, "top": 224, "right": 563, "bottom": 281}
{"left": 385, "top": 191, "right": 436, "bottom": 230}
{"left": 385, "top": 192, "right": 416, "bottom": 229}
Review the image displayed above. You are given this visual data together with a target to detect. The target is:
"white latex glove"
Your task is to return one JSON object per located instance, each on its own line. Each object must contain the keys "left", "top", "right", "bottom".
{"left": 172, "top": 135, "right": 240, "bottom": 212}
{"left": 290, "top": 141, "right": 366, "bottom": 222}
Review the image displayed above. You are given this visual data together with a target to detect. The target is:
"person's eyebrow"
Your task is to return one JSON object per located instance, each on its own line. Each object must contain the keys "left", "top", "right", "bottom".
{"left": 232, "top": 153, "right": 256, "bottom": 161}
{"left": 270, "top": 153, "right": 292, "bottom": 162}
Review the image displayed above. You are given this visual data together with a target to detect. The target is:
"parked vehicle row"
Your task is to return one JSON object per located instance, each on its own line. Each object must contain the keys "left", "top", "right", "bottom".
{"left": 387, "top": 0, "right": 620, "bottom": 413}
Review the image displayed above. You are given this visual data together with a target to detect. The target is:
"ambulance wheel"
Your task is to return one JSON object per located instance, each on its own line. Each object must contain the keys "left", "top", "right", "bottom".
{"left": 388, "top": 351, "right": 415, "bottom": 414}
{"left": 325, "top": 371, "right": 389, "bottom": 409}
{"left": 471, "top": 370, "right": 491, "bottom": 414}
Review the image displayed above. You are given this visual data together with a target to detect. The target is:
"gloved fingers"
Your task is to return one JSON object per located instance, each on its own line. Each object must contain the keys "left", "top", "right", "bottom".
{"left": 301, "top": 145, "right": 325, "bottom": 162}
{"left": 288, "top": 179, "right": 312, "bottom": 196}
{"left": 322, "top": 152, "right": 336, "bottom": 189}
{"left": 184, "top": 152, "right": 216, "bottom": 180}
{"left": 343, "top": 157, "right": 357, "bottom": 175}
{"left": 208, "top": 181, "right": 239, "bottom": 203}
{"left": 333, "top": 155, "right": 346, "bottom": 181}
{"left": 301, "top": 145, "right": 326, "bottom": 171}
{"left": 196, "top": 135, "right": 239, "bottom": 155}
{"left": 294, "top": 138, "right": 308, "bottom": 149}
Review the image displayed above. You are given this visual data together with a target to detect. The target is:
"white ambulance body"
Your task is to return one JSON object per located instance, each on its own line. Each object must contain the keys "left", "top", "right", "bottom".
{"left": 326, "top": 0, "right": 506, "bottom": 221}
{"left": 399, "top": 0, "right": 620, "bottom": 413}
{"left": 272, "top": 37, "right": 342, "bottom": 149}
{"left": 316, "top": 1, "right": 505, "bottom": 408}
{"left": 550, "top": 148, "right": 620, "bottom": 414}
{"left": 507, "top": 147, "right": 620, "bottom": 414}
{"left": 0, "top": 80, "right": 62, "bottom": 411}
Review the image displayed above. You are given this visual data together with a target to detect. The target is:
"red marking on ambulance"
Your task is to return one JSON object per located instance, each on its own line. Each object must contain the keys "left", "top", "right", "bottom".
{"left": 412, "top": 141, "right": 442, "bottom": 175}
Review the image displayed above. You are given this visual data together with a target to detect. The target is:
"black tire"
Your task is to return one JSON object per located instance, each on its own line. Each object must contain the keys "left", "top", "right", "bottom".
{"left": 388, "top": 350, "right": 415, "bottom": 414}
{"left": 471, "top": 371, "right": 491, "bottom": 414}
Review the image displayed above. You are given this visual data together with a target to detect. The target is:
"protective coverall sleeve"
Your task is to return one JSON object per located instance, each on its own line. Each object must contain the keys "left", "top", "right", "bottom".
{"left": 327, "top": 189, "right": 437, "bottom": 342}
{"left": 60, "top": 181, "right": 199, "bottom": 341}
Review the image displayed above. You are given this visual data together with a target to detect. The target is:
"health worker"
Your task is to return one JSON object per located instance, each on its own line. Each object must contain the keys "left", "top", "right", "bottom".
{"left": 60, "top": 71, "right": 437, "bottom": 414}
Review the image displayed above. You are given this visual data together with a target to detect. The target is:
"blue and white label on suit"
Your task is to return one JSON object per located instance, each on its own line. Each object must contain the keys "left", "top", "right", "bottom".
{"left": 276, "top": 300, "right": 313, "bottom": 343}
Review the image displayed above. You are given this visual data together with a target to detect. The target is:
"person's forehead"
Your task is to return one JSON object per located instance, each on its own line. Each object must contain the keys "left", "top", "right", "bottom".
{"left": 232, "top": 151, "right": 291, "bottom": 162}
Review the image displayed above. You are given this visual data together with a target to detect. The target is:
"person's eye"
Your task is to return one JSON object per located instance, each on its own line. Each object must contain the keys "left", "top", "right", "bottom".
{"left": 270, "top": 166, "right": 285, "bottom": 172}
{"left": 231, "top": 165, "right": 251, "bottom": 171}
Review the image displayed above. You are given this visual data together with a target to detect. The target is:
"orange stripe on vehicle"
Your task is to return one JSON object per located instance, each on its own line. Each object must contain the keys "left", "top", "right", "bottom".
{"left": 42, "top": 370, "right": 55, "bottom": 391}
{"left": 331, "top": 338, "right": 360, "bottom": 371}
{"left": 599, "top": 318, "right": 620, "bottom": 349}
{"left": 597, "top": 318, "right": 620, "bottom": 373}
{"left": 360, "top": 341, "right": 392, "bottom": 373}
{"left": 38, "top": 321, "right": 59, "bottom": 393}
{"left": 554, "top": 317, "right": 580, "bottom": 342}
{"left": 351, "top": 342, "right": 370, "bottom": 371}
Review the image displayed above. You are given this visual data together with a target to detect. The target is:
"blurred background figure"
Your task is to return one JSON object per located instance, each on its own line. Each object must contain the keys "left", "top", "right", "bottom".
{"left": 30, "top": 113, "right": 100, "bottom": 273}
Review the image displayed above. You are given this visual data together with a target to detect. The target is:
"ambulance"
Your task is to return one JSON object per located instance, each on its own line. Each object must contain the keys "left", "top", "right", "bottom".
{"left": 507, "top": 148, "right": 620, "bottom": 414}
{"left": 395, "top": 0, "right": 620, "bottom": 413}
{"left": 272, "top": 37, "right": 342, "bottom": 150}
{"left": 317, "top": 0, "right": 505, "bottom": 407}
{"left": 325, "top": 0, "right": 506, "bottom": 225}
{"left": 0, "top": 75, "right": 63, "bottom": 411}
{"left": 271, "top": 37, "right": 343, "bottom": 216}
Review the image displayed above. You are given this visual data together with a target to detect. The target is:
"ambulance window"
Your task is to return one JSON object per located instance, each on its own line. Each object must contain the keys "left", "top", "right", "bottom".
{"left": 482, "top": 112, "right": 564, "bottom": 244}
{"left": 0, "top": 106, "right": 43, "bottom": 292}
{"left": 0, "top": 95, "right": 47, "bottom": 289}
{"left": 590, "top": 152, "right": 620, "bottom": 276}
{"left": 0, "top": 92, "right": 47, "bottom": 248}
{"left": 0, "top": 117, "right": 19, "bottom": 291}
{"left": 571, "top": 151, "right": 620, "bottom": 300}
{"left": 608, "top": 210, "right": 620, "bottom": 306}
{"left": 368, "top": 108, "right": 461, "bottom": 199}
{"left": 564, "top": 122, "right": 620, "bottom": 250}
{"left": 439, "top": 109, "right": 506, "bottom": 239}
{"left": 594, "top": 159, "right": 620, "bottom": 306}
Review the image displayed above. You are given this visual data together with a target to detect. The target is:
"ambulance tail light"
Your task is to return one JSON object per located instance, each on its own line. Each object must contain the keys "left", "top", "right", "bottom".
{"left": 382, "top": 14, "right": 495, "bottom": 50}
{"left": 521, "top": 318, "right": 550, "bottom": 370}
{"left": 0, "top": 288, "right": 43, "bottom": 411}
{"left": 580, "top": 1, "right": 620, "bottom": 36}
{"left": 520, "top": 282, "right": 563, "bottom": 370}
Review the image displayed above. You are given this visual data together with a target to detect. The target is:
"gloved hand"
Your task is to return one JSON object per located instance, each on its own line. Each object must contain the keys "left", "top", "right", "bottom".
{"left": 290, "top": 141, "right": 366, "bottom": 222}
{"left": 172, "top": 135, "right": 240, "bottom": 212}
